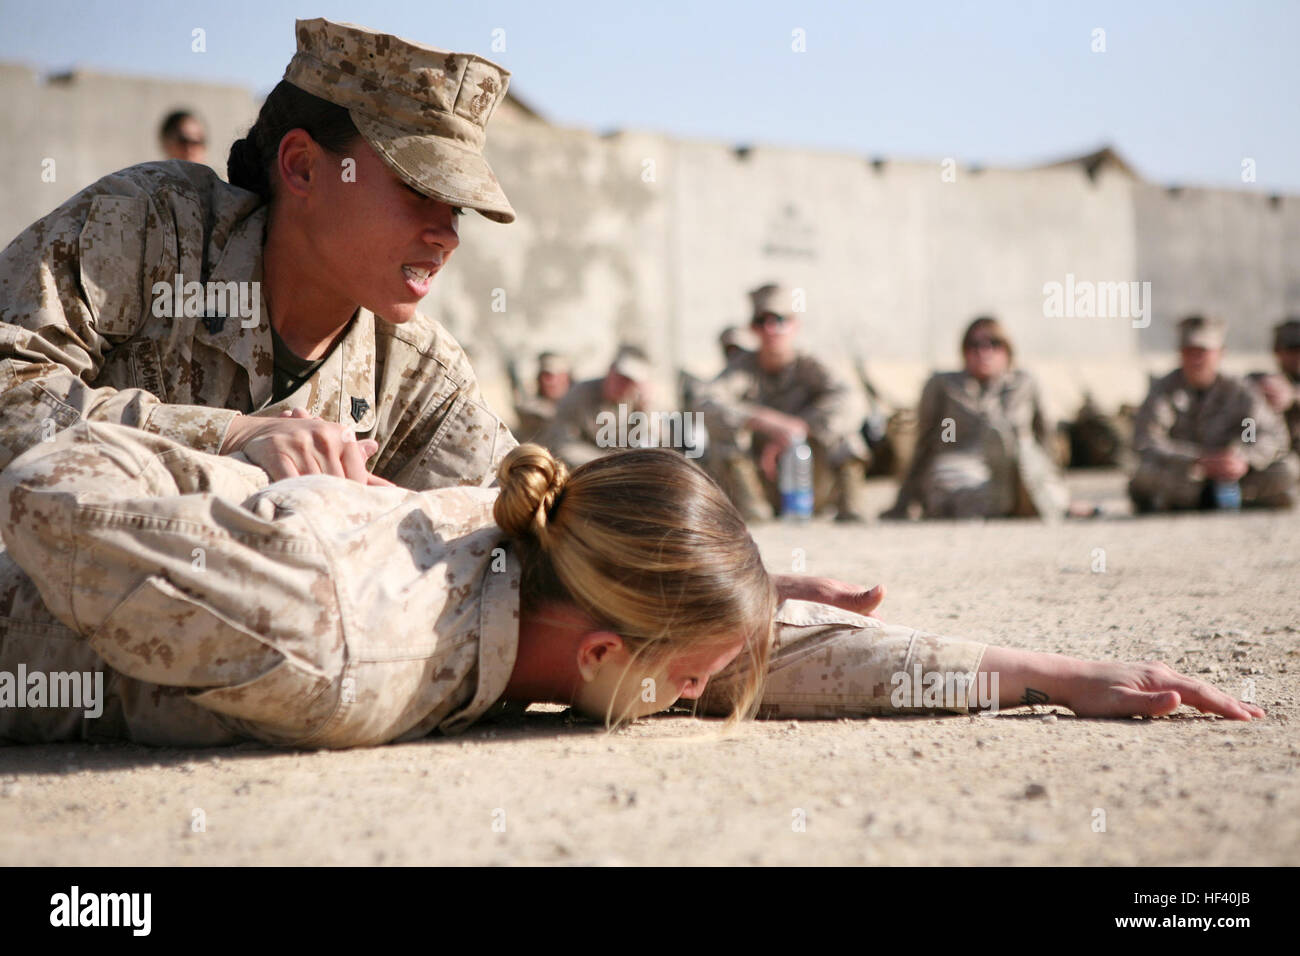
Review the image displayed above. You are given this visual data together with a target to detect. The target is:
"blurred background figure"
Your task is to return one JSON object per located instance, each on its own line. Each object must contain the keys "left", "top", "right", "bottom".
{"left": 1129, "top": 315, "right": 1298, "bottom": 512}
{"left": 696, "top": 283, "right": 869, "bottom": 523}
{"left": 158, "top": 109, "right": 208, "bottom": 163}
{"left": 513, "top": 350, "right": 572, "bottom": 443}
{"left": 718, "top": 326, "right": 753, "bottom": 368}
{"left": 1246, "top": 318, "right": 1300, "bottom": 453}
{"left": 1065, "top": 393, "right": 1134, "bottom": 469}
{"left": 882, "top": 316, "right": 1068, "bottom": 521}
{"left": 540, "top": 344, "right": 654, "bottom": 468}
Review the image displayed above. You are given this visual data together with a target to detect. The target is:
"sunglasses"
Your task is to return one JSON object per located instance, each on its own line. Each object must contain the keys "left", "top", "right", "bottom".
{"left": 750, "top": 313, "right": 789, "bottom": 329}
{"left": 965, "top": 337, "right": 1006, "bottom": 351}
{"left": 171, "top": 134, "right": 206, "bottom": 147}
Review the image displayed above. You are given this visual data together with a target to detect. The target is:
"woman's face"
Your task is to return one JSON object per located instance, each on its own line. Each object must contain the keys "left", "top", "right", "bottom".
{"left": 297, "top": 137, "right": 463, "bottom": 324}
{"left": 571, "top": 634, "right": 747, "bottom": 722}
{"left": 963, "top": 332, "right": 1010, "bottom": 382}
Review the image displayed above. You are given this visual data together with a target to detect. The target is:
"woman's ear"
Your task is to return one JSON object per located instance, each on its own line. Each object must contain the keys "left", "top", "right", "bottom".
{"left": 574, "top": 631, "right": 625, "bottom": 683}
{"left": 275, "top": 128, "right": 320, "bottom": 200}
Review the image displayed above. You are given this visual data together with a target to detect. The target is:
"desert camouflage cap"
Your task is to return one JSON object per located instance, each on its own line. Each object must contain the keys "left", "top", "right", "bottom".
{"left": 749, "top": 282, "right": 799, "bottom": 320}
{"left": 284, "top": 18, "right": 516, "bottom": 223}
{"left": 611, "top": 345, "right": 652, "bottom": 383}
{"left": 1178, "top": 314, "right": 1226, "bottom": 349}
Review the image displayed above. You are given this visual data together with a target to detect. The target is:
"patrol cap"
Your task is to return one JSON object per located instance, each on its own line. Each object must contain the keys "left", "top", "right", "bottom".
{"left": 1273, "top": 318, "right": 1300, "bottom": 350}
{"left": 1178, "top": 315, "right": 1226, "bottom": 349}
{"left": 611, "top": 345, "right": 652, "bottom": 383}
{"left": 284, "top": 18, "right": 516, "bottom": 223}
{"left": 749, "top": 282, "right": 798, "bottom": 321}
{"left": 537, "top": 351, "right": 570, "bottom": 375}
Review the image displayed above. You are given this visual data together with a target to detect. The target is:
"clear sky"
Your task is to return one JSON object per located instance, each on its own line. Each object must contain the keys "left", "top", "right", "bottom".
{"left": 2, "top": 0, "right": 1297, "bottom": 191}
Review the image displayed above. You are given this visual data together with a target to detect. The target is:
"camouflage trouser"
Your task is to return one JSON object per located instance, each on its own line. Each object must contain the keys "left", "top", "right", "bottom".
{"left": 1128, "top": 452, "right": 1300, "bottom": 511}
{"left": 920, "top": 451, "right": 1017, "bottom": 519}
{"left": 703, "top": 434, "right": 868, "bottom": 521}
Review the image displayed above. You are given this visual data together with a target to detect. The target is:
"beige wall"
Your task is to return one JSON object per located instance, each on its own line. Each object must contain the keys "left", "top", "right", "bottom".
{"left": 3, "top": 61, "right": 1297, "bottom": 422}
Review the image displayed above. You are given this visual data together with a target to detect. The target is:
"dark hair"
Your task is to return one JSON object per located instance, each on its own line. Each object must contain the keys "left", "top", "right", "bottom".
{"left": 961, "top": 315, "right": 1014, "bottom": 363}
{"left": 159, "top": 110, "right": 200, "bottom": 140}
{"left": 227, "top": 81, "right": 361, "bottom": 201}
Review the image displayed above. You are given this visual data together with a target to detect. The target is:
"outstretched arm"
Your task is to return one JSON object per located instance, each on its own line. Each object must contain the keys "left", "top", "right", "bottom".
{"left": 977, "top": 646, "right": 1264, "bottom": 720}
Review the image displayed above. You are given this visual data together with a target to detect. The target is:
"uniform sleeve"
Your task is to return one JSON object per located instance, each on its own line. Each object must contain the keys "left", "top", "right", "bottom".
{"left": 0, "top": 177, "right": 241, "bottom": 471}
{"left": 794, "top": 359, "right": 855, "bottom": 445}
{"left": 694, "top": 363, "right": 763, "bottom": 436}
{"left": 1238, "top": 385, "right": 1288, "bottom": 470}
{"left": 1130, "top": 381, "right": 1203, "bottom": 467}
{"left": 1028, "top": 375, "right": 1055, "bottom": 450}
{"left": 890, "top": 373, "right": 943, "bottom": 511}
{"left": 696, "top": 600, "right": 989, "bottom": 719}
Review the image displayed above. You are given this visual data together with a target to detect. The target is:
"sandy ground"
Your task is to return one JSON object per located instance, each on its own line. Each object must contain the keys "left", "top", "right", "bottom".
{"left": 1, "top": 469, "right": 1296, "bottom": 866}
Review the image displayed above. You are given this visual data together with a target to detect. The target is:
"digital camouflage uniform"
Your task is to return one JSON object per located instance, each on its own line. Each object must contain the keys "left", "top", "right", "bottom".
{"left": 1129, "top": 370, "right": 1298, "bottom": 510}
{"left": 0, "top": 423, "right": 520, "bottom": 747}
{"left": 0, "top": 424, "right": 991, "bottom": 745}
{"left": 0, "top": 162, "right": 514, "bottom": 486}
{"left": 699, "top": 599, "right": 988, "bottom": 719}
{"left": 0, "top": 21, "right": 525, "bottom": 708}
{"left": 695, "top": 350, "right": 869, "bottom": 521}
{"left": 887, "top": 370, "right": 1068, "bottom": 520}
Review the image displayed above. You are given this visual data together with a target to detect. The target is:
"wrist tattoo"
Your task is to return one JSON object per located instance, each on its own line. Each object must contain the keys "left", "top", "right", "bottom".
{"left": 1021, "top": 687, "right": 1049, "bottom": 707}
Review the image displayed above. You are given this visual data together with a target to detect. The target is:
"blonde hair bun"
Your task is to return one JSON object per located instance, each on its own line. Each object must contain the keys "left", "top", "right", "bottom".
{"left": 494, "top": 444, "right": 569, "bottom": 546}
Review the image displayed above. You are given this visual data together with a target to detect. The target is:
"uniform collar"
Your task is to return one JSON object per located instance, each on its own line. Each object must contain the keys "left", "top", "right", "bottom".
{"left": 197, "top": 207, "right": 378, "bottom": 431}
{"left": 439, "top": 543, "right": 522, "bottom": 734}
{"left": 195, "top": 208, "right": 274, "bottom": 407}
{"left": 270, "top": 309, "right": 378, "bottom": 432}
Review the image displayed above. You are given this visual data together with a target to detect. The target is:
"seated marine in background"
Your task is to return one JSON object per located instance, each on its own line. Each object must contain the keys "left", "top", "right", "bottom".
{"left": 1129, "top": 315, "right": 1297, "bottom": 512}
{"left": 513, "top": 351, "right": 572, "bottom": 443}
{"left": 883, "top": 316, "right": 1068, "bottom": 521}
{"left": 539, "top": 345, "right": 655, "bottom": 469}
{"left": 1245, "top": 317, "right": 1300, "bottom": 455}
{"left": 694, "top": 283, "right": 869, "bottom": 523}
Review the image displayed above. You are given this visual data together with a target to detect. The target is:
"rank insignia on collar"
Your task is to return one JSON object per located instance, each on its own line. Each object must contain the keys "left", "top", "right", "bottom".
{"left": 202, "top": 313, "right": 227, "bottom": 335}
{"left": 351, "top": 396, "right": 370, "bottom": 422}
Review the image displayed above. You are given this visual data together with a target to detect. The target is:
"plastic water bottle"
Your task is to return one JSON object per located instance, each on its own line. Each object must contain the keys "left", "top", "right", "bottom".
{"left": 1212, "top": 480, "right": 1242, "bottom": 511}
{"left": 779, "top": 439, "right": 814, "bottom": 521}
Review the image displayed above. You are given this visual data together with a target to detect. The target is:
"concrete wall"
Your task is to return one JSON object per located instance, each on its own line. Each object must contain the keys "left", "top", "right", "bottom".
{"left": 1134, "top": 184, "right": 1300, "bottom": 353}
{"left": 3, "top": 61, "right": 1296, "bottom": 421}
{"left": 0, "top": 62, "right": 259, "bottom": 247}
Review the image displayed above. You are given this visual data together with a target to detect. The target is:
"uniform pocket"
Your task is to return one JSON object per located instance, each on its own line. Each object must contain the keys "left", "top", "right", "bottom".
{"left": 0, "top": 377, "right": 84, "bottom": 471}
{"left": 409, "top": 390, "right": 507, "bottom": 488}
{"left": 78, "top": 195, "right": 148, "bottom": 339}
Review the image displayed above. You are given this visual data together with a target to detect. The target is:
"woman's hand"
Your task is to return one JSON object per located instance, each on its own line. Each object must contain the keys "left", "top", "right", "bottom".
{"left": 1061, "top": 659, "right": 1265, "bottom": 721}
{"left": 221, "top": 408, "right": 393, "bottom": 485}
{"left": 978, "top": 646, "right": 1264, "bottom": 721}
{"left": 773, "top": 575, "right": 885, "bottom": 618}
